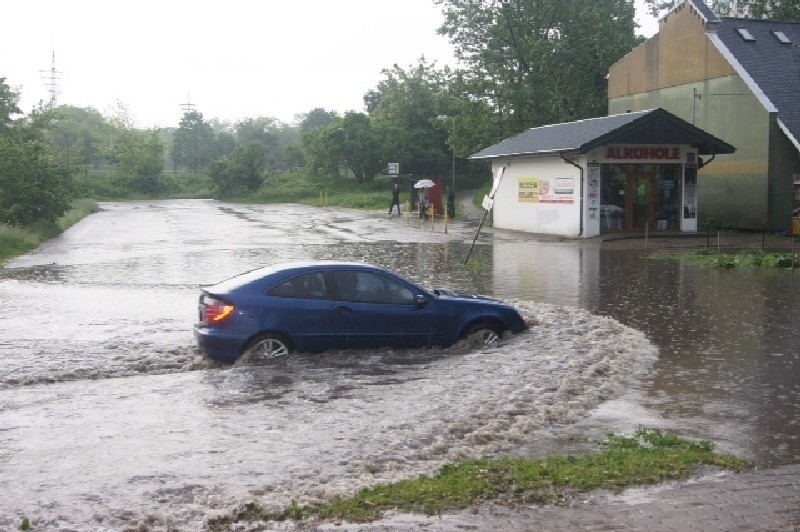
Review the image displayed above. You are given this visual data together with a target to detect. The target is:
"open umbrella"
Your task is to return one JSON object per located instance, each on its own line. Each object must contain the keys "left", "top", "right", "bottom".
{"left": 414, "top": 179, "right": 436, "bottom": 189}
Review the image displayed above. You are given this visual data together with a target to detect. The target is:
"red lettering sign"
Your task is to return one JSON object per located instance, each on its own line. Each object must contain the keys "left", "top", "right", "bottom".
{"left": 606, "top": 146, "right": 681, "bottom": 160}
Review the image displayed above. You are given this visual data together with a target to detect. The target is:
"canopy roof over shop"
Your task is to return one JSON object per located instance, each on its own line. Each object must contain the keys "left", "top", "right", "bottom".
{"left": 470, "top": 108, "right": 736, "bottom": 161}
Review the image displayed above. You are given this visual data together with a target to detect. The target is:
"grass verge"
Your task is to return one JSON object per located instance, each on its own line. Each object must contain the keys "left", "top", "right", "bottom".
{"left": 0, "top": 199, "right": 100, "bottom": 265}
{"left": 650, "top": 248, "right": 799, "bottom": 269}
{"left": 210, "top": 429, "right": 750, "bottom": 528}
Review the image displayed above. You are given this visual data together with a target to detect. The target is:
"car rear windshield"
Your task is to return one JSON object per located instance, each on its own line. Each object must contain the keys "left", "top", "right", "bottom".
{"left": 207, "top": 266, "right": 277, "bottom": 292}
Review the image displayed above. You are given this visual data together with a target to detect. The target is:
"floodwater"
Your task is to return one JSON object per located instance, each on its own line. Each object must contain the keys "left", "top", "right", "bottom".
{"left": 0, "top": 199, "right": 797, "bottom": 531}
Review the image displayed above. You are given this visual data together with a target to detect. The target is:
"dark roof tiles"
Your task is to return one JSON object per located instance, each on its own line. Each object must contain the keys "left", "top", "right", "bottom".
{"left": 470, "top": 108, "right": 734, "bottom": 160}
{"left": 715, "top": 17, "right": 800, "bottom": 145}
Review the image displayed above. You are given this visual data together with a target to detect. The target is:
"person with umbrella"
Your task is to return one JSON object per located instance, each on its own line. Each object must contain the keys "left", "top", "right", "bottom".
{"left": 414, "top": 179, "right": 435, "bottom": 219}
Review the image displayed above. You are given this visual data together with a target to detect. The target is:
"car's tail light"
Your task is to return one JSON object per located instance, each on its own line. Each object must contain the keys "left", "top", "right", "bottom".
{"left": 201, "top": 295, "right": 235, "bottom": 324}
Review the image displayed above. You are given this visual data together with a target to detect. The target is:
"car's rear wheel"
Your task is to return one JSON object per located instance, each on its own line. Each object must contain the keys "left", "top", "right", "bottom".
{"left": 462, "top": 322, "right": 503, "bottom": 347}
{"left": 242, "top": 334, "right": 292, "bottom": 361}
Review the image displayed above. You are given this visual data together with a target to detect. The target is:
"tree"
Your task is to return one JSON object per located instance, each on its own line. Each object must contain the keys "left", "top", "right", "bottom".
{"left": 213, "top": 131, "right": 238, "bottom": 160}
{"left": 0, "top": 137, "right": 69, "bottom": 225}
{"left": 0, "top": 77, "right": 21, "bottom": 137}
{"left": 36, "top": 105, "right": 106, "bottom": 180}
{"left": 643, "top": 0, "right": 800, "bottom": 20}
{"left": 172, "top": 110, "right": 215, "bottom": 172}
{"left": 303, "top": 123, "right": 348, "bottom": 179}
{"left": 101, "top": 102, "right": 166, "bottom": 194}
{"left": 337, "top": 112, "right": 385, "bottom": 183}
{"left": 298, "top": 108, "right": 339, "bottom": 132}
{"left": 367, "top": 60, "right": 451, "bottom": 179}
{"left": 303, "top": 113, "right": 385, "bottom": 183}
{"left": 435, "top": 0, "right": 642, "bottom": 132}
{"left": 209, "top": 140, "right": 268, "bottom": 198}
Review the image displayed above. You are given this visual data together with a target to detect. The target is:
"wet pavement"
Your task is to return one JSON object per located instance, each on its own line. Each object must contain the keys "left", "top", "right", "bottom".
{"left": 1, "top": 198, "right": 798, "bottom": 530}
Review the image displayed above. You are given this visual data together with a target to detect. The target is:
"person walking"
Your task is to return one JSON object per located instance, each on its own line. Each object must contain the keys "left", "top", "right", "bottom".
{"left": 389, "top": 183, "right": 401, "bottom": 216}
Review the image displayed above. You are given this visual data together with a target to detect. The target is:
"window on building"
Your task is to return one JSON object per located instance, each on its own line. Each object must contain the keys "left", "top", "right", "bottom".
{"left": 772, "top": 30, "right": 791, "bottom": 44}
{"left": 736, "top": 28, "right": 756, "bottom": 42}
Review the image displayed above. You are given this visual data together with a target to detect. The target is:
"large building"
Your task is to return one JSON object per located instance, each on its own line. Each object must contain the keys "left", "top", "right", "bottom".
{"left": 608, "top": 0, "right": 800, "bottom": 232}
{"left": 471, "top": 0, "right": 799, "bottom": 237}
{"left": 470, "top": 108, "right": 734, "bottom": 237}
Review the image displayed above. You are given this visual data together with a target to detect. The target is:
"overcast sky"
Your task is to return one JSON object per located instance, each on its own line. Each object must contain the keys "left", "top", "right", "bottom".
{"left": 1, "top": 1, "right": 658, "bottom": 129}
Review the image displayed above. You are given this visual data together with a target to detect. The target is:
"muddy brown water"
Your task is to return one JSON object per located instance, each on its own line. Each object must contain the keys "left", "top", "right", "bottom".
{"left": 0, "top": 200, "right": 797, "bottom": 530}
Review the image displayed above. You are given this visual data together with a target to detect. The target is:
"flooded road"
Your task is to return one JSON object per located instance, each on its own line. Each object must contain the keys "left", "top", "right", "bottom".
{"left": 1, "top": 199, "right": 798, "bottom": 530}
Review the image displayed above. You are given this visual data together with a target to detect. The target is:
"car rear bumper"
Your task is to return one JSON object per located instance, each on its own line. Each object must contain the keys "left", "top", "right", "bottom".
{"left": 193, "top": 325, "right": 246, "bottom": 363}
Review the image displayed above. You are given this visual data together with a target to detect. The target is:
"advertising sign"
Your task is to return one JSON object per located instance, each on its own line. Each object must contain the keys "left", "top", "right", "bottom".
{"left": 518, "top": 177, "right": 574, "bottom": 204}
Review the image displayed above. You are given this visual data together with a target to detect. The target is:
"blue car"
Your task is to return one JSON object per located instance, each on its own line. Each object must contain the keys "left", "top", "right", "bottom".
{"left": 193, "top": 261, "right": 528, "bottom": 363}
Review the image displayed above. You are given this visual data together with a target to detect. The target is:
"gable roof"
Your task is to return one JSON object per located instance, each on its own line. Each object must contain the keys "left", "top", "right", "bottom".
{"left": 688, "top": 0, "right": 720, "bottom": 25}
{"left": 470, "top": 108, "right": 735, "bottom": 161}
{"left": 710, "top": 16, "right": 800, "bottom": 150}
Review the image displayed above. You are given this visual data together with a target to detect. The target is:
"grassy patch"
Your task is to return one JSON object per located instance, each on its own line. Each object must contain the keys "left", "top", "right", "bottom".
{"left": 212, "top": 429, "right": 750, "bottom": 527}
{"left": 651, "top": 248, "right": 799, "bottom": 269}
{"left": 0, "top": 199, "right": 100, "bottom": 265}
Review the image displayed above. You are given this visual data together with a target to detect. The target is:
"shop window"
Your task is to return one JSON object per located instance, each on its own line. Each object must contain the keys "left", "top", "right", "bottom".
{"left": 600, "top": 165, "right": 626, "bottom": 232}
{"left": 601, "top": 163, "right": 682, "bottom": 232}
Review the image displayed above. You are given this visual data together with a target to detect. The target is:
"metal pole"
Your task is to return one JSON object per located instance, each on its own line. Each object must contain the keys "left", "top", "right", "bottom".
{"left": 451, "top": 119, "right": 455, "bottom": 190}
{"left": 464, "top": 210, "right": 489, "bottom": 264}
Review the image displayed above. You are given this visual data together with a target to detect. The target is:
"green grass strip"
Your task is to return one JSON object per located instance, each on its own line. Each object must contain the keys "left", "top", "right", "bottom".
{"left": 217, "top": 429, "right": 750, "bottom": 527}
{"left": 650, "top": 248, "right": 799, "bottom": 269}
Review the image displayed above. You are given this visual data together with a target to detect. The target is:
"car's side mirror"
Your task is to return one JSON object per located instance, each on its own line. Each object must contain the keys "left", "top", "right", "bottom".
{"left": 415, "top": 294, "right": 428, "bottom": 307}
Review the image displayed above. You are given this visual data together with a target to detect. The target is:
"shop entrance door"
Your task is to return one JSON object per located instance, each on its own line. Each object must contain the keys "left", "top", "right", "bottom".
{"left": 626, "top": 173, "right": 655, "bottom": 231}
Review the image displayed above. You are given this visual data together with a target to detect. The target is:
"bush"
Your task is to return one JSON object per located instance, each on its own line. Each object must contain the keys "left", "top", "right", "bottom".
{"left": 0, "top": 138, "right": 70, "bottom": 225}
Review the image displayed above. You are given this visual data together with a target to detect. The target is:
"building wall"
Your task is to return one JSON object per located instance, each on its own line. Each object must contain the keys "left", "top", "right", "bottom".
{"left": 769, "top": 121, "right": 800, "bottom": 231}
{"left": 491, "top": 158, "right": 583, "bottom": 236}
{"left": 608, "top": 0, "right": 773, "bottom": 229}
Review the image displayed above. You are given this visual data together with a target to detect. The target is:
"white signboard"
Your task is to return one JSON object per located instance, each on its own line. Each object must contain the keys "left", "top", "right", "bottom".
{"left": 490, "top": 166, "right": 505, "bottom": 198}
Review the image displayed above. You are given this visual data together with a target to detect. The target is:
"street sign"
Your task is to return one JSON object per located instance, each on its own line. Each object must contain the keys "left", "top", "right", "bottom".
{"left": 489, "top": 166, "right": 505, "bottom": 198}
{"left": 388, "top": 163, "right": 399, "bottom": 176}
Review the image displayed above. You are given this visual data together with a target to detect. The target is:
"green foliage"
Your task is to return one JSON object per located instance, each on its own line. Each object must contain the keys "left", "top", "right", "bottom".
{"left": 651, "top": 249, "right": 800, "bottom": 269}
{"left": 99, "top": 103, "right": 166, "bottom": 193}
{"left": 0, "top": 77, "right": 22, "bottom": 136}
{"left": 0, "top": 137, "right": 70, "bottom": 225}
{"left": 209, "top": 140, "right": 270, "bottom": 199}
{"left": 71, "top": 171, "right": 212, "bottom": 200}
{"left": 19, "top": 517, "right": 30, "bottom": 531}
{"left": 699, "top": 218, "right": 716, "bottom": 233}
{"left": 299, "top": 108, "right": 339, "bottom": 132}
{"left": 643, "top": 0, "right": 800, "bottom": 21}
{"left": 436, "top": 0, "right": 643, "bottom": 133}
{"left": 217, "top": 429, "right": 749, "bottom": 527}
{"left": 302, "top": 113, "right": 385, "bottom": 183}
{"left": 172, "top": 110, "right": 215, "bottom": 172}
{"left": 0, "top": 224, "right": 39, "bottom": 263}
{"left": 368, "top": 60, "right": 452, "bottom": 178}
{"left": 39, "top": 105, "right": 107, "bottom": 179}
{"left": 1, "top": 199, "right": 98, "bottom": 265}
{"left": 243, "top": 170, "right": 389, "bottom": 210}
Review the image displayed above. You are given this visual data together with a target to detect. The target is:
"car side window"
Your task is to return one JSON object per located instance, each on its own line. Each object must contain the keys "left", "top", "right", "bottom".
{"left": 333, "top": 271, "right": 414, "bottom": 304}
{"left": 268, "top": 273, "right": 328, "bottom": 299}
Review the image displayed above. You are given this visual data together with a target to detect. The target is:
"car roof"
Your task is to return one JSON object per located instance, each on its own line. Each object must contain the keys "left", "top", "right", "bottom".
{"left": 270, "top": 260, "right": 374, "bottom": 272}
{"left": 204, "top": 261, "right": 384, "bottom": 293}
